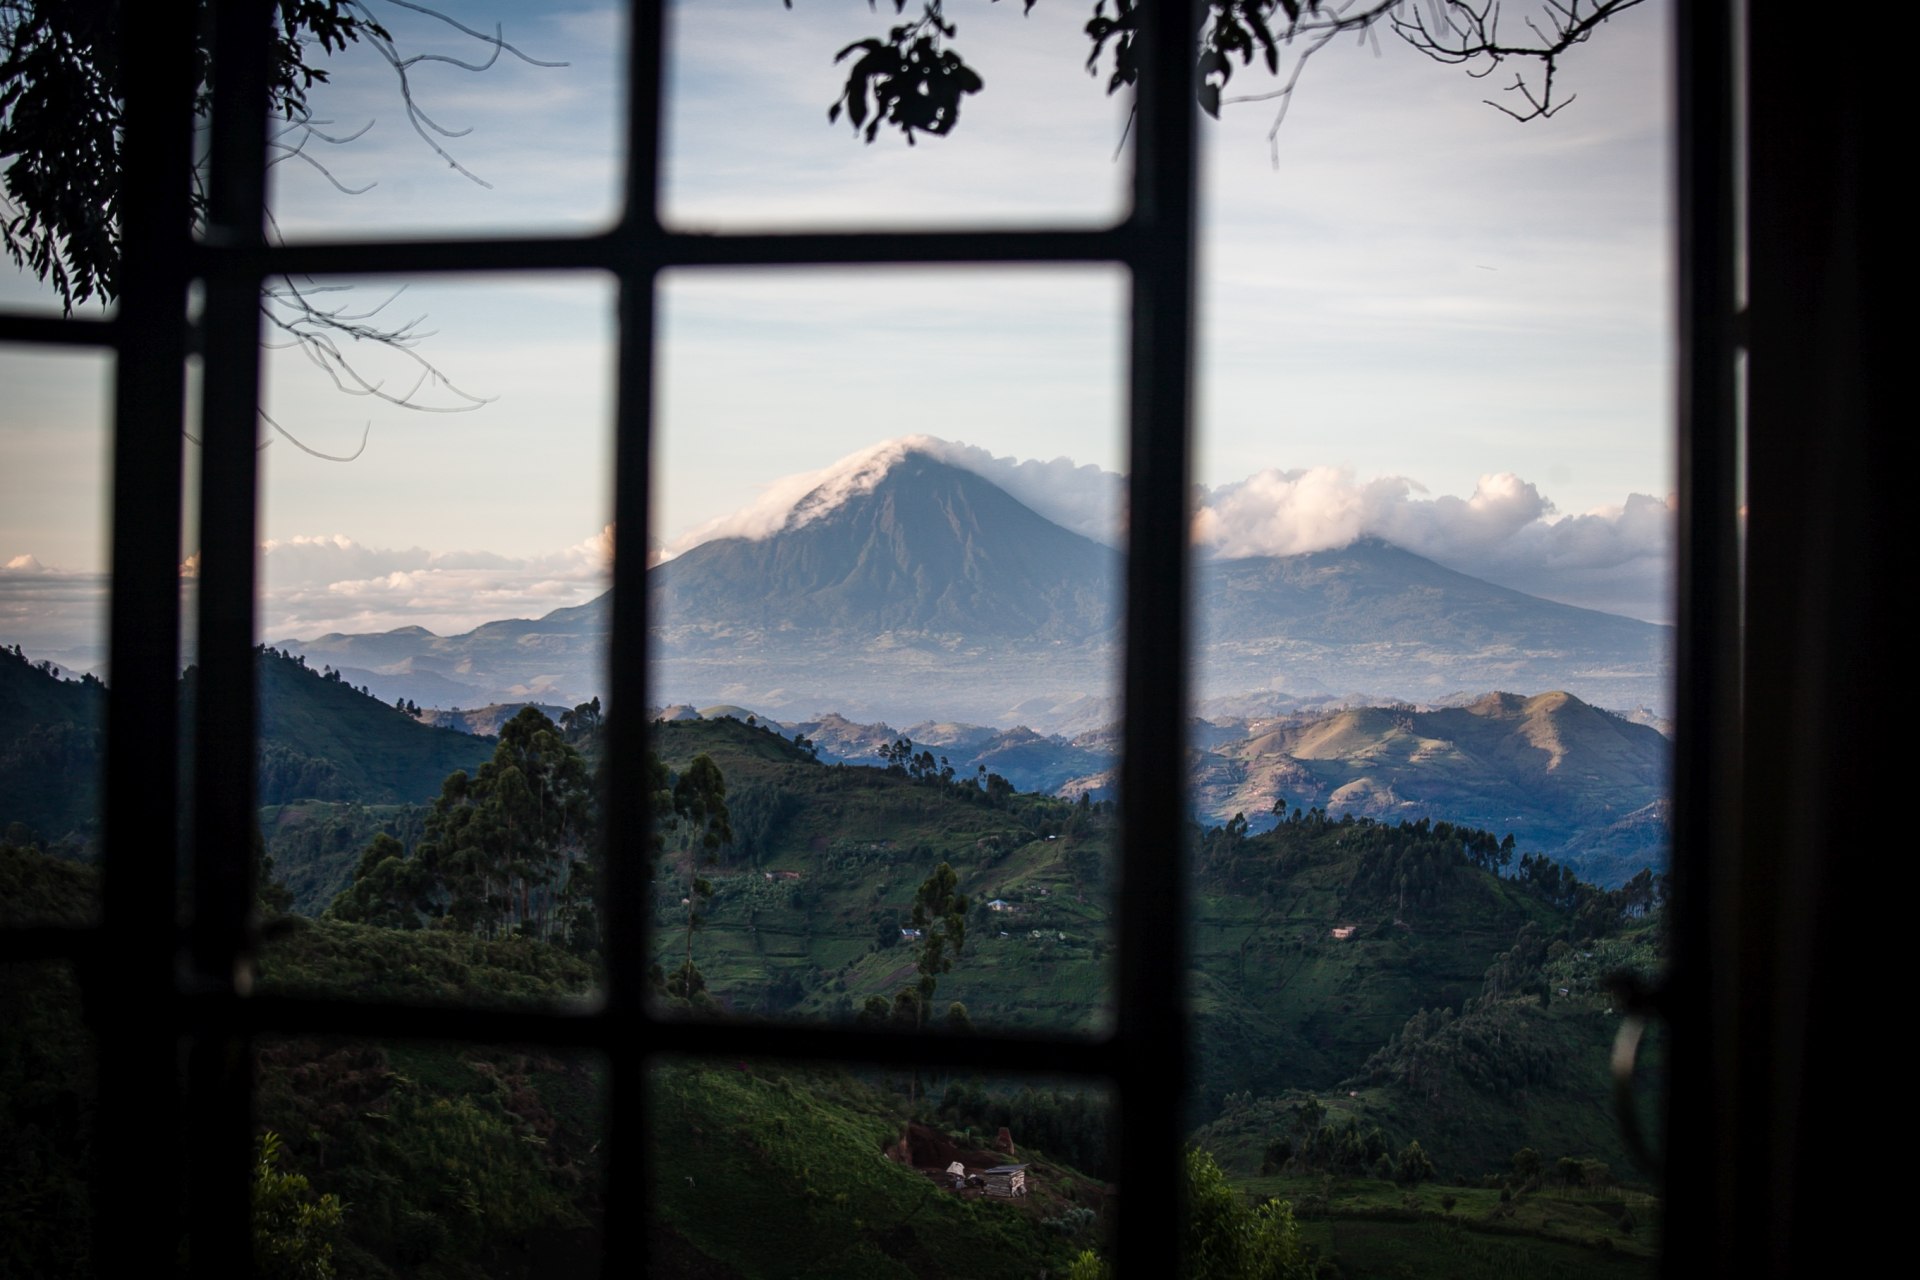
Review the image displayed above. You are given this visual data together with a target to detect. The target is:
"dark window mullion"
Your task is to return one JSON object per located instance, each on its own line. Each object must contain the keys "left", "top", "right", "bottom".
{"left": 96, "top": 1, "right": 199, "bottom": 1271}
{"left": 188, "top": 2, "right": 277, "bottom": 1272}
{"left": 1668, "top": 4, "right": 1741, "bottom": 1275}
{"left": 1114, "top": 3, "right": 1201, "bottom": 1272}
{"left": 602, "top": 2, "right": 672, "bottom": 1274}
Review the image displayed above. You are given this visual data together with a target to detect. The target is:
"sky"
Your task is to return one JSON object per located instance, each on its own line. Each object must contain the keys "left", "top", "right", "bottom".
{"left": 0, "top": 0, "right": 1674, "bottom": 670}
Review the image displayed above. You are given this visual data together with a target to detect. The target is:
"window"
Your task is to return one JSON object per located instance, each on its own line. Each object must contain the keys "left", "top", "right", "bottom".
{"left": 0, "top": 3, "right": 1879, "bottom": 1274}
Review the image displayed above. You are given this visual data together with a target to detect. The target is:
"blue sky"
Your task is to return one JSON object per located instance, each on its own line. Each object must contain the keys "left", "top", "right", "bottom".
{"left": 0, "top": 0, "right": 1674, "bottom": 666}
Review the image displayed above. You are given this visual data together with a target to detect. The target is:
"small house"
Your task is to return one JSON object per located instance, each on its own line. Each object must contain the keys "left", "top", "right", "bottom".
{"left": 982, "top": 1164, "right": 1029, "bottom": 1198}
{"left": 900, "top": 927, "right": 923, "bottom": 941}
{"left": 946, "top": 1160, "right": 968, "bottom": 1189}
{"left": 987, "top": 898, "right": 1013, "bottom": 912}
{"left": 1330, "top": 925, "right": 1355, "bottom": 940}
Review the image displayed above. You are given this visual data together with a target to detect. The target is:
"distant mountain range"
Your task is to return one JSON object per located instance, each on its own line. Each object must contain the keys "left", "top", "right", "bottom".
{"left": 278, "top": 449, "right": 1672, "bottom": 730}
{"left": 744, "top": 687, "right": 1667, "bottom": 886}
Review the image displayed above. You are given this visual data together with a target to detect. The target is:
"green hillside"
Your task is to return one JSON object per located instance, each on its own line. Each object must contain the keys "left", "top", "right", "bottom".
{"left": 238, "top": 648, "right": 494, "bottom": 805}
{"left": 0, "top": 645, "right": 106, "bottom": 844}
{"left": 0, "top": 646, "right": 493, "bottom": 852}
{"left": 644, "top": 717, "right": 1661, "bottom": 1186}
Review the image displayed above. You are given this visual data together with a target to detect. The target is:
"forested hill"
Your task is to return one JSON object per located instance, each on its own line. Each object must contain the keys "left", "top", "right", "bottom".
{"left": 200, "top": 648, "right": 494, "bottom": 806}
{"left": 0, "top": 645, "right": 106, "bottom": 843}
{"left": 0, "top": 645, "right": 494, "bottom": 846}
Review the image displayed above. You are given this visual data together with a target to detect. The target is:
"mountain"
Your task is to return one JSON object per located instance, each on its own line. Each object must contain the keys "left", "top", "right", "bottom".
{"left": 1196, "top": 538, "right": 1671, "bottom": 709}
{"left": 653, "top": 451, "right": 1117, "bottom": 643}
{"left": 275, "top": 447, "right": 1671, "bottom": 728}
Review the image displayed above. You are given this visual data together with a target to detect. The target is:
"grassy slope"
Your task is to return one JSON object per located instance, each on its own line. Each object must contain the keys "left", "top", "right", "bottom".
{"left": 1276, "top": 1178, "right": 1656, "bottom": 1279}
{"left": 651, "top": 1062, "right": 1100, "bottom": 1280}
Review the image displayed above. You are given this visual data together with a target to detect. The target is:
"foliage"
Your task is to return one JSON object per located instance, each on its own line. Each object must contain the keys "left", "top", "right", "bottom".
{"left": 938, "top": 1079, "right": 1110, "bottom": 1179}
{"left": 829, "top": 3, "right": 985, "bottom": 143}
{"left": 329, "top": 706, "right": 591, "bottom": 941}
{"left": 911, "top": 860, "right": 968, "bottom": 1024}
{"left": 808, "top": 1, "right": 1647, "bottom": 146}
{"left": 252, "top": 1131, "right": 344, "bottom": 1280}
{"left": 1183, "top": 1146, "right": 1313, "bottom": 1279}
{"left": 0, "top": 0, "right": 385, "bottom": 309}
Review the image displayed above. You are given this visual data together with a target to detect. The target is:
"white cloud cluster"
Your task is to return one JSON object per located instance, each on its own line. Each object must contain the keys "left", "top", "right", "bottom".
{"left": 1194, "top": 466, "right": 1672, "bottom": 621}
{"left": 255, "top": 528, "right": 613, "bottom": 640}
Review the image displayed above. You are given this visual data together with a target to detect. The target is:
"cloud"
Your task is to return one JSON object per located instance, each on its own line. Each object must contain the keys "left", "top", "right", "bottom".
{"left": 0, "top": 555, "right": 108, "bottom": 661}
{"left": 1193, "top": 466, "right": 1671, "bottom": 621}
{"left": 256, "top": 527, "right": 613, "bottom": 639}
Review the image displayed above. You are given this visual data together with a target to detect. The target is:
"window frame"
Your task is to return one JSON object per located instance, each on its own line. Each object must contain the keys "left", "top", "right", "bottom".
{"left": 0, "top": 1, "right": 1828, "bottom": 1274}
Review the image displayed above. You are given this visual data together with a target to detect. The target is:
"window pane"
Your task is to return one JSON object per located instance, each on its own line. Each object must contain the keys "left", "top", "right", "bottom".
{"left": 650, "top": 266, "right": 1125, "bottom": 1034}
{"left": 662, "top": 0, "right": 1132, "bottom": 231}
{"left": 251, "top": 274, "right": 614, "bottom": 1003}
{"left": 261, "top": 3, "right": 628, "bottom": 240}
{"left": 650, "top": 1056, "right": 1114, "bottom": 1274}
{"left": 0, "top": 349, "right": 112, "bottom": 901}
{"left": 1187, "top": 5, "right": 1670, "bottom": 1267}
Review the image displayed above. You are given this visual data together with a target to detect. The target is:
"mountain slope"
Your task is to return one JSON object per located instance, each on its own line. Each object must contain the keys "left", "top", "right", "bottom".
{"left": 653, "top": 451, "right": 1118, "bottom": 645}
{"left": 1197, "top": 539, "right": 1669, "bottom": 707}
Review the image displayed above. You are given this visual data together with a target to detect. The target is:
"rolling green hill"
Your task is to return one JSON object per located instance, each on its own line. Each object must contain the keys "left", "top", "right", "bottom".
{"left": 0, "top": 645, "right": 496, "bottom": 850}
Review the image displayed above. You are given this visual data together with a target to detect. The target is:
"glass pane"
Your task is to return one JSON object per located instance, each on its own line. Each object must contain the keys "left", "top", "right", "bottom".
{"left": 662, "top": 0, "right": 1132, "bottom": 230}
{"left": 0, "top": 348, "right": 112, "bottom": 894}
{"left": 651, "top": 1056, "right": 1113, "bottom": 1274}
{"left": 250, "top": 273, "right": 614, "bottom": 1003}
{"left": 261, "top": 2, "right": 627, "bottom": 240}
{"left": 650, "top": 266, "right": 1125, "bottom": 1034}
{"left": 1187, "top": 6, "right": 1669, "bottom": 1273}
{"left": 255, "top": 1036, "right": 604, "bottom": 1270}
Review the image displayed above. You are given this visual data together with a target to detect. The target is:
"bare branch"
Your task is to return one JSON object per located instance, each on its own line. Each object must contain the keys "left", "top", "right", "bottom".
{"left": 258, "top": 410, "right": 372, "bottom": 463}
{"left": 1392, "top": 0, "right": 1644, "bottom": 123}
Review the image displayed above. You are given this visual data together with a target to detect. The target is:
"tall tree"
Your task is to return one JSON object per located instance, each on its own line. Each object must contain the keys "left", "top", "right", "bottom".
{"left": 331, "top": 706, "right": 592, "bottom": 939}
{"left": 911, "top": 860, "right": 968, "bottom": 1030}
{"left": 664, "top": 752, "right": 733, "bottom": 999}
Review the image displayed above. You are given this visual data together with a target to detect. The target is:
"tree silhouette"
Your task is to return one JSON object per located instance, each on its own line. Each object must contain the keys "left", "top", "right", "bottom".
{"left": 1, "top": 1, "right": 561, "bottom": 452}
{"left": 810, "top": 1, "right": 1647, "bottom": 157}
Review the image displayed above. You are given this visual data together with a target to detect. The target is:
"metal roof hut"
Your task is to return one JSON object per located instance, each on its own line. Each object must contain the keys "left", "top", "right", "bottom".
{"left": 982, "top": 1164, "right": 1029, "bottom": 1198}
